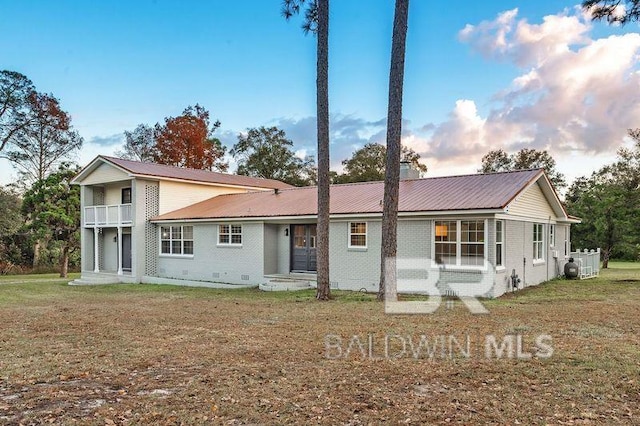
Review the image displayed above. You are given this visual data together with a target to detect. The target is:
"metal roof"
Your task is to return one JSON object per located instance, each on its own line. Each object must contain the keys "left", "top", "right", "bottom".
{"left": 74, "top": 155, "right": 293, "bottom": 190}
{"left": 152, "top": 169, "right": 547, "bottom": 221}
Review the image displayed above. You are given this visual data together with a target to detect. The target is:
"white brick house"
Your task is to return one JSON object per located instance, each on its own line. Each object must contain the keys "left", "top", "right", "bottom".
{"left": 72, "top": 156, "right": 579, "bottom": 297}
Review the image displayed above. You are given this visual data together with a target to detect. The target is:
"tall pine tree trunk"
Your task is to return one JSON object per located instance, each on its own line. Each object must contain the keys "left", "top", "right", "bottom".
{"left": 60, "top": 244, "right": 69, "bottom": 278}
{"left": 316, "top": 0, "right": 331, "bottom": 300}
{"left": 379, "top": 0, "right": 409, "bottom": 301}
{"left": 32, "top": 239, "right": 41, "bottom": 269}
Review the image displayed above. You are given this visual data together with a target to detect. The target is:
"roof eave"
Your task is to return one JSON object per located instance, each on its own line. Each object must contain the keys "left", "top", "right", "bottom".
{"left": 71, "top": 155, "right": 134, "bottom": 185}
{"left": 149, "top": 208, "right": 507, "bottom": 223}
{"left": 127, "top": 172, "right": 283, "bottom": 191}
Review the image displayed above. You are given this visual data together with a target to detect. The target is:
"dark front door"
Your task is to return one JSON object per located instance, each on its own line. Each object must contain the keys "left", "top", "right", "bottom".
{"left": 291, "top": 225, "right": 317, "bottom": 272}
{"left": 122, "top": 233, "right": 132, "bottom": 272}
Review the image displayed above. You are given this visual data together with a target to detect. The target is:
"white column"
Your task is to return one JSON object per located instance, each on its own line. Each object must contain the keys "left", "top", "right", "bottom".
{"left": 117, "top": 227, "right": 123, "bottom": 275}
{"left": 93, "top": 228, "right": 100, "bottom": 273}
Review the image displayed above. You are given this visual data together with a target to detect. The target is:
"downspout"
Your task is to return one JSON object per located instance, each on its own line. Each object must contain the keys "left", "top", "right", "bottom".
{"left": 522, "top": 222, "right": 526, "bottom": 287}
{"left": 547, "top": 215, "right": 551, "bottom": 283}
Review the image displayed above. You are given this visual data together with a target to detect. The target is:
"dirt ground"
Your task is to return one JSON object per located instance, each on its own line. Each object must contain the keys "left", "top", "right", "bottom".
{"left": 0, "top": 267, "right": 639, "bottom": 425}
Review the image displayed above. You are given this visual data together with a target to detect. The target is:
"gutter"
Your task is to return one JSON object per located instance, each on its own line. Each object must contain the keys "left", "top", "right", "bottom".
{"left": 149, "top": 208, "right": 507, "bottom": 224}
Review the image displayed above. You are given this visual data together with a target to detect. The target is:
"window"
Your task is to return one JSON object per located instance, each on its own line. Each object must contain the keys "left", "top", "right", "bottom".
{"left": 461, "top": 220, "right": 485, "bottom": 266}
{"left": 533, "top": 223, "right": 544, "bottom": 261}
{"left": 219, "top": 224, "right": 242, "bottom": 245}
{"left": 121, "top": 187, "right": 132, "bottom": 204}
{"left": 549, "top": 224, "right": 555, "bottom": 247}
{"left": 160, "top": 225, "right": 193, "bottom": 256}
{"left": 435, "top": 220, "right": 457, "bottom": 265}
{"left": 348, "top": 222, "right": 367, "bottom": 248}
{"left": 564, "top": 227, "right": 569, "bottom": 257}
{"left": 495, "top": 220, "right": 504, "bottom": 268}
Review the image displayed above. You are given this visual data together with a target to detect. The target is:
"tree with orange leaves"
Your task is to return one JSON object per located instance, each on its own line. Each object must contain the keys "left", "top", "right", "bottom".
{"left": 154, "top": 104, "right": 228, "bottom": 171}
{"left": 5, "top": 91, "right": 82, "bottom": 187}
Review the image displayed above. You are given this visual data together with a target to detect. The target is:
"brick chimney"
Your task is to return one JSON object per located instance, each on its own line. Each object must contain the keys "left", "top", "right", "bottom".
{"left": 399, "top": 161, "right": 420, "bottom": 180}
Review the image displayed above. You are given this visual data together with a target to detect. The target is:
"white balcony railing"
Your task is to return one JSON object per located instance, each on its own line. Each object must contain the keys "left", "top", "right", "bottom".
{"left": 84, "top": 204, "right": 133, "bottom": 227}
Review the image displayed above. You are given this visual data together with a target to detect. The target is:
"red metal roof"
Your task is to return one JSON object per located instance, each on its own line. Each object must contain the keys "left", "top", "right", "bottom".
{"left": 152, "top": 169, "right": 545, "bottom": 221}
{"left": 96, "top": 156, "right": 293, "bottom": 190}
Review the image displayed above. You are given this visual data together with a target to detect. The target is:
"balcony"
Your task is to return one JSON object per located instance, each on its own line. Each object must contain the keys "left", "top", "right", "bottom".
{"left": 84, "top": 204, "right": 133, "bottom": 227}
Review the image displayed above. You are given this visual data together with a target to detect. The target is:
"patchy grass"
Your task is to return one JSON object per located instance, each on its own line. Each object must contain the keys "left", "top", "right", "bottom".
{"left": 0, "top": 268, "right": 639, "bottom": 424}
{"left": 0, "top": 272, "right": 80, "bottom": 282}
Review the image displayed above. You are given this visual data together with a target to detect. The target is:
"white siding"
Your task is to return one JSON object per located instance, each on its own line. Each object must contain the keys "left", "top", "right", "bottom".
{"left": 104, "top": 182, "right": 132, "bottom": 205}
{"left": 507, "top": 182, "right": 556, "bottom": 220}
{"left": 158, "top": 181, "right": 250, "bottom": 215}
{"left": 81, "top": 162, "right": 130, "bottom": 185}
{"left": 277, "top": 225, "right": 290, "bottom": 274}
{"left": 263, "top": 224, "right": 279, "bottom": 275}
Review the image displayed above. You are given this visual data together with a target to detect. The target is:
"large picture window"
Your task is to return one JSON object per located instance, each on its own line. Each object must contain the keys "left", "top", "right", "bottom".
{"left": 533, "top": 223, "right": 544, "bottom": 261}
{"left": 348, "top": 222, "right": 367, "bottom": 248}
{"left": 435, "top": 220, "right": 486, "bottom": 267}
{"left": 495, "top": 220, "right": 504, "bottom": 268}
{"left": 160, "top": 225, "right": 193, "bottom": 256}
{"left": 219, "top": 224, "right": 242, "bottom": 245}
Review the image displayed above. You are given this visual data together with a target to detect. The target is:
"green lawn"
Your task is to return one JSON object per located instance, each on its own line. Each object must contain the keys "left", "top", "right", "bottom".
{"left": 607, "top": 260, "right": 640, "bottom": 270}
{"left": 0, "top": 265, "right": 638, "bottom": 424}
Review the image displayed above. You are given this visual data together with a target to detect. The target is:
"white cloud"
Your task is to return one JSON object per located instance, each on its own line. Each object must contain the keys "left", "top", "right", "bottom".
{"left": 459, "top": 9, "right": 520, "bottom": 61}
{"left": 421, "top": 6, "right": 640, "bottom": 172}
{"left": 424, "top": 100, "right": 486, "bottom": 160}
{"left": 294, "top": 148, "right": 308, "bottom": 160}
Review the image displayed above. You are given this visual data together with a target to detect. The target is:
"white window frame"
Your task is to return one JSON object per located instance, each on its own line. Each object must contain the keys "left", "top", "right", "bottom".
{"left": 434, "top": 220, "right": 458, "bottom": 266}
{"left": 564, "top": 227, "right": 569, "bottom": 258}
{"left": 218, "top": 224, "right": 243, "bottom": 246}
{"left": 549, "top": 224, "right": 555, "bottom": 247}
{"left": 433, "top": 219, "right": 488, "bottom": 269}
{"left": 159, "top": 225, "right": 194, "bottom": 257}
{"left": 348, "top": 222, "right": 367, "bottom": 249}
{"left": 495, "top": 220, "right": 505, "bottom": 270}
{"left": 533, "top": 223, "right": 545, "bottom": 264}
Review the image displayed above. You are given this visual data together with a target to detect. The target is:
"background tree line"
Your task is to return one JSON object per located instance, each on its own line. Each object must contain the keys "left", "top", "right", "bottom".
{"left": 480, "top": 135, "right": 640, "bottom": 267}
{"left": 0, "top": 70, "right": 82, "bottom": 276}
{"left": 118, "top": 114, "right": 430, "bottom": 187}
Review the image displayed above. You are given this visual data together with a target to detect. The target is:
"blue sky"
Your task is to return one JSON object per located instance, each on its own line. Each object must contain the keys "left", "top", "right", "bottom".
{"left": 2, "top": 1, "right": 639, "bottom": 187}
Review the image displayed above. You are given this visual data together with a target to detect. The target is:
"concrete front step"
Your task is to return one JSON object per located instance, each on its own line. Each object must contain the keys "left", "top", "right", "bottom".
{"left": 69, "top": 278, "right": 120, "bottom": 286}
{"left": 68, "top": 272, "right": 124, "bottom": 286}
{"left": 259, "top": 279, "right": 313, "bottom": 292}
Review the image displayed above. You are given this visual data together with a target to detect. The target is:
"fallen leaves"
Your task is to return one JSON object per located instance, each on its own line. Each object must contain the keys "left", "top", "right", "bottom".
{"left": 0, "top": 273, "right": 638, "bottom": 424}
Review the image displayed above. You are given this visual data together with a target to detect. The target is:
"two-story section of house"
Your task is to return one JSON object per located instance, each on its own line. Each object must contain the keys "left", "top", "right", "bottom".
{"left": 70, "top": 155, "right": 292, "bottom": 285}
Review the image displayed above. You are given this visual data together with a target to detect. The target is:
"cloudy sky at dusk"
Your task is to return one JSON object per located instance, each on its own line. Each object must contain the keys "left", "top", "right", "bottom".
{"left": 2, "top": 1, "right": 639, "bottom": 188}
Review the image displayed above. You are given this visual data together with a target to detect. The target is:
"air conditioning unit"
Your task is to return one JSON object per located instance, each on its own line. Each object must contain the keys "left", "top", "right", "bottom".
{"left": 552, "top": 250, "right": 559, "bottom": 258}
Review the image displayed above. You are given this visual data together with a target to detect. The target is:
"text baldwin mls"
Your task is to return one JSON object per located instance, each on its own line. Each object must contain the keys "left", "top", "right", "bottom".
{"left": 324, "top": 333, "right": 553, "bottom": 360}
